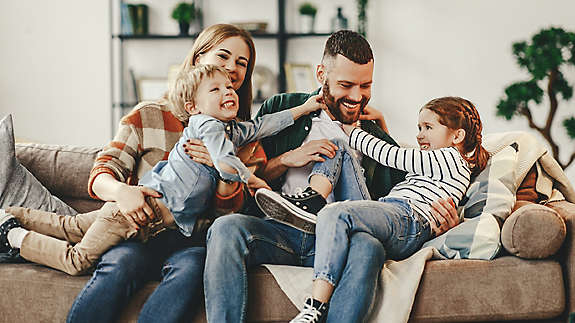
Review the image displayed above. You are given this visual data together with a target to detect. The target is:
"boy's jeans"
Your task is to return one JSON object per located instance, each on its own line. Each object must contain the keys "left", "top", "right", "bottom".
{"left": 310, "top": 138, "right": 371, "bottom": 201}
{"left": 7, "top": 197, "right": 174, "bottom": 275}
{"left": 314, "top": 198, "right": 432, "bottom": 286}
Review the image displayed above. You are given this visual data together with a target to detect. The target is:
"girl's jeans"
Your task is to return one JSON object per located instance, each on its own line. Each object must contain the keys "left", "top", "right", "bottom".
{"left": 310, "top": 138, "right": 370, "bottom": 201}
{"left": 314, "top": 197, "right": 432, "bottom": 286}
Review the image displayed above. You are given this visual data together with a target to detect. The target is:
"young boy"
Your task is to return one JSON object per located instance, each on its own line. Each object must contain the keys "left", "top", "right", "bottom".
{"left": 0, "top": 64, "right": 323, "bottom": 275}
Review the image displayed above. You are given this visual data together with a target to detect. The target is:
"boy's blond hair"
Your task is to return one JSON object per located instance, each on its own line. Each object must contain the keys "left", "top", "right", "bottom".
{"left": 168, "top": 64, "right": 230, "bottom": 113}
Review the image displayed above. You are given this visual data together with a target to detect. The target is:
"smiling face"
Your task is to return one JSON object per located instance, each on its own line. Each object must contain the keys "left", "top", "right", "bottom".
{"left": 318, "top": 54, "right": 373, "bottom": 124}
{"left": 195, "top": 36, "right": 250, "bottom": 91}
{"left": 192, "top": 71, "right": 239, "bottom": 122}
{"left": 417, "top": 108, "right": 460, "bottom": 151}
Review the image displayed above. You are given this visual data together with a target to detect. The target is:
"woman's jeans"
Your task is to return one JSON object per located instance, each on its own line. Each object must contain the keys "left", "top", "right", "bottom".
{"left": 66, "top": 229, "right": 205, "bottom": 323}
{"left": 310, "top": 138, "right": 371, "bottom": 201}
{"left": 204, "top": 214, "right": 386, "bottom": 323}
{"left": 314, "top": 198, "right": 432, "bottom": 286}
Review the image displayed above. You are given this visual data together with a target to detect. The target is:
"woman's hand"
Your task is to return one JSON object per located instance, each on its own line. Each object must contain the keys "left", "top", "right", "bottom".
{"left": 183, "top": 138, "right": 214, "bottom": 167}
{"left": 115, "top": 184, "right": 162, "bottom": 230}
{"left": 246, "top": 175, "right": 271, "bottom": 195}
{"left": 429, "top": 197, "right": 460, "bottom": 236}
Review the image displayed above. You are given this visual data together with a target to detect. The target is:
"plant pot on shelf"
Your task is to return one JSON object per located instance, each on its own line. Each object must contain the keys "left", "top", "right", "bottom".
{"left": 179, "top": 22, "right": 190, "bottom": 35}
{"left": 300, "top": 15, "right": 315, "bottom": 33}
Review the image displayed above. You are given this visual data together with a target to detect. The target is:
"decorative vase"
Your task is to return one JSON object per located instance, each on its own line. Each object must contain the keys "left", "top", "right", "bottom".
{"left": 300, "top": 15, "right": 315, "bottom": 33}
{"left": 179, "top": 22, "right": 190, "bottom": 35}
{"left": 331, "top": 7, "right": 348, "bottom": 32}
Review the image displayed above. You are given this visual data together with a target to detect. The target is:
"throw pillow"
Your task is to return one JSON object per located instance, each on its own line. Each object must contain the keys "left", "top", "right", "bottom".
{"left": 501, "top": 203, "right": 565, "bottom": 259}
{"left": 0, "top": 114, "right": 77, "bottom": 215}
{"left": 423, "top": 143, "right": 519, "bottom": 260}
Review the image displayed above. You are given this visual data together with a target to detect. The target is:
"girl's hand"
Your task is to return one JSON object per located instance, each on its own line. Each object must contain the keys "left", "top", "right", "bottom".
{"left": 246, "top": 175, "right": 271, "bottom": 195}
{"left": 115, "top": 185, "right": 162, "bottom": 230}
{"left": 183, "top": 139, "right": 214, "bottom": 167}
{"left": 359, "top": 105, "right": 389, "bottom": 133}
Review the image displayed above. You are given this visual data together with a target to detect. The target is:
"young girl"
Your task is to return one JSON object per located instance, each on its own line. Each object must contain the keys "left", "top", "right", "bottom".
{"left": 260, "top": 96, "right": 489, "bottom": 322}
{"left": 0, "top": 64, "right": 323, "bottom": 276}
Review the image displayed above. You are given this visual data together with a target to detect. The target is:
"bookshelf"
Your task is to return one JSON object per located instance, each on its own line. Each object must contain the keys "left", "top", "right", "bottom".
{"left": 109, "top": 0, "right": 331, "bottom": 137}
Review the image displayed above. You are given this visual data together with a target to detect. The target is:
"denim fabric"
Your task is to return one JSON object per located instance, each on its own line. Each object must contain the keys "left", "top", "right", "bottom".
{"left": 310, "top": 138, "right": 371, "bottom": 202}
{"left": 204, "top": 214, "right": 386, "bottom": 323}
{"left": 67, "top": 230, "right": 205, "bottom": 323}
{"left": 140, "top": 160, "right": 218, "bottom": 237}
{"left": 314, "top": 198, "right": 432, "bottom": 287}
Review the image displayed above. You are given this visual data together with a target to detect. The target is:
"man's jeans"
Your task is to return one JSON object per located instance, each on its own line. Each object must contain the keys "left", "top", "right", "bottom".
{"left": 66, "top": 229, "right": 206, "bottom": 323}
{"left": 310, "top": 138, "right": 371, "bottom": 202}
{"left": 204, "top": 214, "right": 386, "bottom": 323}
{"left": 315, "top": 198, "right": 432, "bottom": 286}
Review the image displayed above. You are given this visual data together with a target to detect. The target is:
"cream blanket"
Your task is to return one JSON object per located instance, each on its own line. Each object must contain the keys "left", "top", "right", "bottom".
{"left": 263, "top": 131, "right": 574, "bottom": 323}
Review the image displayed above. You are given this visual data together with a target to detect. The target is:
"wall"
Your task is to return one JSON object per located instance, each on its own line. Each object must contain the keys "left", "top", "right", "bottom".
{"left": 1, "top": 0, "right": 574, "bottom": 182}
{"left": 0, "top": 1, "right": 110, "bottom": 146}
{"left": 369, "top": 0, "right": 575, "bottom": 182}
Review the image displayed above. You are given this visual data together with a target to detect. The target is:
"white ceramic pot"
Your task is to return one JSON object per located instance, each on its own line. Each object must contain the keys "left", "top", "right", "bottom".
{"left": 300, "top": 15, "right": 315, "bottom": 33}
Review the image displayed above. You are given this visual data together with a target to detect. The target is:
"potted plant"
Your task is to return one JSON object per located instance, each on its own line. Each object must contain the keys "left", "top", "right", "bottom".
{"left": 356, "top": 0, "right": 368, "bottom": 37}
{"left": 299, "top": 2, "right": 317, "bottom": 33}
{"left": 497, "top": 27, "right": 575, "bottom": 169}
{"left": 171, "top": 2, "right": 196, "bottom": 35}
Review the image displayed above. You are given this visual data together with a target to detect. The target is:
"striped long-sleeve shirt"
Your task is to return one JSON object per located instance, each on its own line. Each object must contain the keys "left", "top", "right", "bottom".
{"left": 349, "top": 128, "right": 471, "bottom": 224}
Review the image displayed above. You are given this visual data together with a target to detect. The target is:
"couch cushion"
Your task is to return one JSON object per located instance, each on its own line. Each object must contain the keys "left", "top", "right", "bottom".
{"left": 410, "top": 256, "right": 564, "bottom": 322}
{"left": 502, "top": 203, "right": 566, "bottom": 259}
{"left": 0, "top": 115, "right": 77, "bottom": 217}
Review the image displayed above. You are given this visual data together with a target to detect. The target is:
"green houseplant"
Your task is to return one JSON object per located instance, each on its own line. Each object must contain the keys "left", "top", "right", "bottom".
{"left": 299, "top": 2, "right": 317, "bottom": 33}
{"left": 357, "top": 0, "right": 368, "bottom": 37}
{"left": 171, "top": 2, "right": 196, "bottom": 35}
{"left": 497, "top": 27, "right": 575, "bottom": 169}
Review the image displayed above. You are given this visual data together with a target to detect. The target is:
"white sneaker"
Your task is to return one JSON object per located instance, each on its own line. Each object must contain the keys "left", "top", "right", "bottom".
{"left": 290, "top": 297, "right": 328, "bottom": 323}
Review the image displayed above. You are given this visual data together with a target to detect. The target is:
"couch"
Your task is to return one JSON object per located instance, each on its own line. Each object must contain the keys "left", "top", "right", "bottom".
{"left": 1, "top": 142, "right": 574, "bottom": 323}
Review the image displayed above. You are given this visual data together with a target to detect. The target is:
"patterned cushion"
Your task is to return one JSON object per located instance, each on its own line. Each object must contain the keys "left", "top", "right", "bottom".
{"left": 423, "top": 144, "right": 518, "bottom": 260}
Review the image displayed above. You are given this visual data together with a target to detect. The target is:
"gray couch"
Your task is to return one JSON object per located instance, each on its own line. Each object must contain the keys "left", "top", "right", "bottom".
{"left": 1, "top": 142, "right": 574, "bottom": 323}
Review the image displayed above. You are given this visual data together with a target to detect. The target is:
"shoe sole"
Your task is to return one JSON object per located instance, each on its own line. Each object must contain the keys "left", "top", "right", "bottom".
{"left": 255, "top": 190, "right": 316, "bottom": 234}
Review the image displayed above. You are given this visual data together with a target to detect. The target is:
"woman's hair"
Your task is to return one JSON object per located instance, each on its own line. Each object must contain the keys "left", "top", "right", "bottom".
{"left": 421, "top": 96, "right": 489, "bottom": 177}
{"left": 179, "top": 24, "right": 256, "bottom": 121}
{"left": 168, "top": 64, "right": 230, "bottom": 113}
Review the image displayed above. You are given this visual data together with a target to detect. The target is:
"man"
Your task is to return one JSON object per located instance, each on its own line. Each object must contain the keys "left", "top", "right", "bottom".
{"left": 203, "top": 30, "right": 458, "bottom": 322}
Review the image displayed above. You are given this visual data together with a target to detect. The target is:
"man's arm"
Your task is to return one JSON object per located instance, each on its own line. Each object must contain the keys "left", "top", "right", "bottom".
{"left": 260, "top": 139, "right": 338, "bottom": 183}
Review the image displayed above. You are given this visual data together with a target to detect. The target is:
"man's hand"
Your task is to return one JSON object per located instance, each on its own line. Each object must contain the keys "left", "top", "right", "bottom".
{"left": 183, "top": 139, "right": 213, "bottom": 167}
{"left": 280, "top": 139, "right": 338, "bottom": 168}
{"left": 429, "top": 197, "right": 460, "bottom": 236}
{"left": 115, "top": 185, "right": 162, "bottom": 230}
{"left": 359, "top": 105, "right": 389, "bottom": 133}
{"left": 246, "top": 175, "right": 271, "bottom": 195}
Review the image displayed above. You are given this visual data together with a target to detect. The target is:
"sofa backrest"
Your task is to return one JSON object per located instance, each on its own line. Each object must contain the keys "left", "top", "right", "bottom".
{"left": 15, "top": 143, "right": 105, "bottom": 213}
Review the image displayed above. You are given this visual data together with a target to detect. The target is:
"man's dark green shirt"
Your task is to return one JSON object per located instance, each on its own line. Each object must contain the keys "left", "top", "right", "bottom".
{"left": 255, "top": 90, "right": 406, "bottom": 200}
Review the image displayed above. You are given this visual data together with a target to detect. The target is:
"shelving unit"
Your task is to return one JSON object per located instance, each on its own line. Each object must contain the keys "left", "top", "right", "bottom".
{"left": 110, "top": 0, "right": 330, "bottom": 137}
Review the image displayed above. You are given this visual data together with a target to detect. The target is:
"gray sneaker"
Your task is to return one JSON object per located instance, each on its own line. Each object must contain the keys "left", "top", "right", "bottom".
{"left": 255, "top": 187, "right": 326, "bottom": 233}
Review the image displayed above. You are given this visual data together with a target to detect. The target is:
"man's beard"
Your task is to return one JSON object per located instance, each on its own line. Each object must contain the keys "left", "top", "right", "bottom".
{"left": 322, "top": 81, "right": 369, "bottom": 124}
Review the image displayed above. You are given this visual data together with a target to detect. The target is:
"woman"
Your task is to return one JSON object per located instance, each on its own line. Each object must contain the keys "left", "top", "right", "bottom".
{"left": 66, "top": 24, "right": 258, "bottom": 323}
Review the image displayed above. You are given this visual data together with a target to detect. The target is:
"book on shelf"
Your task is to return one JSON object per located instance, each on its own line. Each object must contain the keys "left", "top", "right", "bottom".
{"left": 120, "top": 3, "right": 133, "bottom": 35}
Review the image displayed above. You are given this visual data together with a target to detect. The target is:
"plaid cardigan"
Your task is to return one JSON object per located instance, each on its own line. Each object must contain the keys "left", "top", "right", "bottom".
{"left": 88, "top": 100, "right": 264, "bottom": 213}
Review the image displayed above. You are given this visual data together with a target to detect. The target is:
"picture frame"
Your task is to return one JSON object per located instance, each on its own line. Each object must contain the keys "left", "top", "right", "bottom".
{"left": 137, "top": 78, "right": 168, "bottom": 101}
{"left": 284, "top": 63, "right": 316, "bottom": 93}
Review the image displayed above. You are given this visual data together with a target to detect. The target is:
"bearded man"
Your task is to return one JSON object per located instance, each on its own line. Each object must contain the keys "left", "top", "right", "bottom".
{"left": 202, "top": 30, "right": 458, "bottom": 323}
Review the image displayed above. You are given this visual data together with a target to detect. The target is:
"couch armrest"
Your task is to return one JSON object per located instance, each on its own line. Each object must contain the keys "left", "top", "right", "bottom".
{"left": 548, "top": 200, "right": 575, "bottom": 316}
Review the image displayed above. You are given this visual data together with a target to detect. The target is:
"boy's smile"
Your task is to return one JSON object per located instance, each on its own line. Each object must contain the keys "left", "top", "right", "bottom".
{"left": 193, "top": 72, "right": 239, "bottom": 122}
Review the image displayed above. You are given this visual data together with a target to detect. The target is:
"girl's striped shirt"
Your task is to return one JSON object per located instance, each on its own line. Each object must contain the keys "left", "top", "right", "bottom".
{"left": 349, "top": 128, "right": 471, "bottom": 224}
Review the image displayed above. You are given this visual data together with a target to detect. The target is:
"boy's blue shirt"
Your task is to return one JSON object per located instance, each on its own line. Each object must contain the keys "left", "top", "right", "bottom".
{"left": 255, "top": 89, "right": 406, "bottom": 200}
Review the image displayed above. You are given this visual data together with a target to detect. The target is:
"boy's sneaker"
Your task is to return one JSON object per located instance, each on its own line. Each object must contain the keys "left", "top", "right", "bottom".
{"left": 0, "top": 211, "right": 20, "bottom": 253}
{"left": 290, "top": 297, "right": 328, "bottom": 323}
{"left": 255, "top": 187, "right": 326, "bottom": 233}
